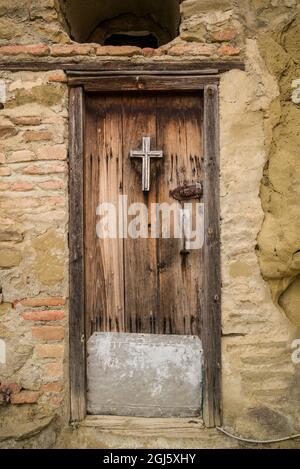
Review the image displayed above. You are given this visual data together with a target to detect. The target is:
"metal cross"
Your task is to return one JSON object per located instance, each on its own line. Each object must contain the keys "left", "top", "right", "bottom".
{"left": 130, "top": 137, "right": 163, "bottom": 192}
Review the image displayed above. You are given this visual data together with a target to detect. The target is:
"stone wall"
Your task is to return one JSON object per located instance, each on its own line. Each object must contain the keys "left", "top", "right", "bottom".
{"left": 0, "top": 0, "right": 300, "bottom": 448}
{"left": 0, "top": 0, "right": 242, "bottom": 59}
{"left": 258, "top": 15, "right": 300, "bottom": 333}
{"left": 220, "top": 39, "right": 300, "bottom": 440}
{"left": 0, "top": 69, "right": 68, "bottom": 446}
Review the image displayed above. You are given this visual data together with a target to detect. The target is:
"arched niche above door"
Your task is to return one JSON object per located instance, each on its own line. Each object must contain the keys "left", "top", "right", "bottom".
{"left": 60, "top": 0, "right": 181, "bottom": 47}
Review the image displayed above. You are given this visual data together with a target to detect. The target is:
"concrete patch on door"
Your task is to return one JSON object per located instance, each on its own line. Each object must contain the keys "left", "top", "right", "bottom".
{"left": 87, "top": 332, "right": 203, "bottom": 418}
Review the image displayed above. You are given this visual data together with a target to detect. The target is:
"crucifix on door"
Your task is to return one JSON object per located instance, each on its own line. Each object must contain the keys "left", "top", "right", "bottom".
{"left": 130, "top": 136, "right": 163, "bottom": 191}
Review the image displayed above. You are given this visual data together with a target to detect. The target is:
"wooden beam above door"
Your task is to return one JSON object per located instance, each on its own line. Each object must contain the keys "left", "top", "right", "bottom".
{"left": 69, "top": 75, "right": 219, "bottom": 91}
{"left": 0, "top": 59, "right": 245, "bottom": 73}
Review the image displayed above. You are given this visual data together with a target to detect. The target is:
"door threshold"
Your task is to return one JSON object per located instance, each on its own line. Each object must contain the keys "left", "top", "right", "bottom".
{"left": 80, "top": 415, "right": 205, "bottom": 438}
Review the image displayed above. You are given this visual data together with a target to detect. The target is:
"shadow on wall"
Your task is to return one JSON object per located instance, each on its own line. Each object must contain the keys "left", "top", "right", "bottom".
{"left": 59, "top": 0, "right": 181, "bottom": 47}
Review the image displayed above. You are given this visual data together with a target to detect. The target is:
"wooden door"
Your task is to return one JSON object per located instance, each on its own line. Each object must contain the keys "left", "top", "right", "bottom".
{"left": 84, "top": 92, "right": 204, "bottom": 339}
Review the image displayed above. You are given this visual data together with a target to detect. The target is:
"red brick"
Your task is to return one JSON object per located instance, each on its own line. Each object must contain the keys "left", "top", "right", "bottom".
{"left": 36, "top": 344, "right": 64, "bottom": 358}
{"left": 0, "top": 44, "right": 49, "bottom": 56}
{"left": 0, "top": 125, "right": 18, "bottom": 139}
{"left": 47, "top": 71, "right": 67, "bottom": 83}
{"left": 142, "top": 47, "right": 167, "bottom": 57}
{"left": 10, "top": 391, "right": 40, "bottom": 404}
{"left": 7, "top": 150, "right": 35, "bottom": 163}
{"left": 168, "top": 43, "right": 217, "bottom": 57}
{"left": 142, "top": 48, "right": 155, "bottom": 57}
{"left": 0, "top": 167, "right": 11, "bottom": 176}
{"left": 14, "top": 297, "right": 66, "bottom": 308}
{"left": 43, "top": 362, "right": 63, "bottom": 379}
{"left": 11, "top": 116, "right": 42, "bottom": 126}
{"left": 0, "top": 196, "right": 65, "bottom": 211}
{"left": 0, "top": 197, "right": 41, "bottom": 209}
{"left": 36, "top": 144, "right": 67, "bottom": 161}
{"left": 0, "top": 382, "right": 21, "bottom": 395}
{"left": 142, "top": 48, "right": 166, "bottom": 57}
{"left": 22, "top": 310, "right": 65, "bottom": 321}
{"left": 37, "top": 179, "right": 64, "bottom": 191}
{"left": 22, "top": 163, "right": 65, "bottom": 175}
{"left": 32, "top": 326, "right": 64, "bottom": 341}
{"left": 96, "top": 45, "right": 142, "bottom": 57}
{"left": 23, "top": 130, "right": 53, "bottom": 143}
{"left": 218, "top": 45, "right": 241, "bottom": 56}
{"left": 42, "top": 382, "right": 63, "bottom": 393}
{"left": 47, "top": 196, "right": 65, "bottom": 207}
{"left": 50, "top": 44, "right": 95, "bottom": 57}
{"left": 10, "top": 182, "right": 33, "bottom": 192}
{"left": 211, "top": 28, "right": 237, "bottom": 42}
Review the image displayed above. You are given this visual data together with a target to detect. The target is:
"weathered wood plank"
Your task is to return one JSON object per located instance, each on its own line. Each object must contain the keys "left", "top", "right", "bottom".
{"left": 84, "top": 96, "right": 102, "bottom": 338}
{"left": 122, "top": 96, "right": 158, "bottom": 333}
{"left": 202, "top": 84, "right": 222, "bottom": 427}
{"left": 156, "top": 94, "right": 204, "bottom": 336}
{"left": 69, "top": 86, "right": 86, "bottom": 422}
{"left": 84, "top": 96, "right": 125, "bottom": 335}
{"left": 81, "top": 415, "right": 205, "bottom": 439}
{"left": 0, "top": 60, "right": 245, "bottom": 72}
{"left": 99, "top": 97, "right": 125, "bottom": 333}
{"left": 69, "top": 69, "right": 219, "bottom": 76}
{"left": 81, "top": 75, "right": 218, "bottom": 91}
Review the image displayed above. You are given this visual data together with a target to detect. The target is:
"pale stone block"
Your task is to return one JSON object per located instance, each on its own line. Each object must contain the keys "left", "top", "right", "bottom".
{"left": 0, "top": 339, "right": 6, "bottom": 364}
{"left": 0, "top": 80, "right": 6, "bottom": 104}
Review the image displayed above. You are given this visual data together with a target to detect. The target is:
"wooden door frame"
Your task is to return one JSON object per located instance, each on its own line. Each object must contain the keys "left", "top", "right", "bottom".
{"left": 69, "top": 73, "right": 221, "bottom": 427}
